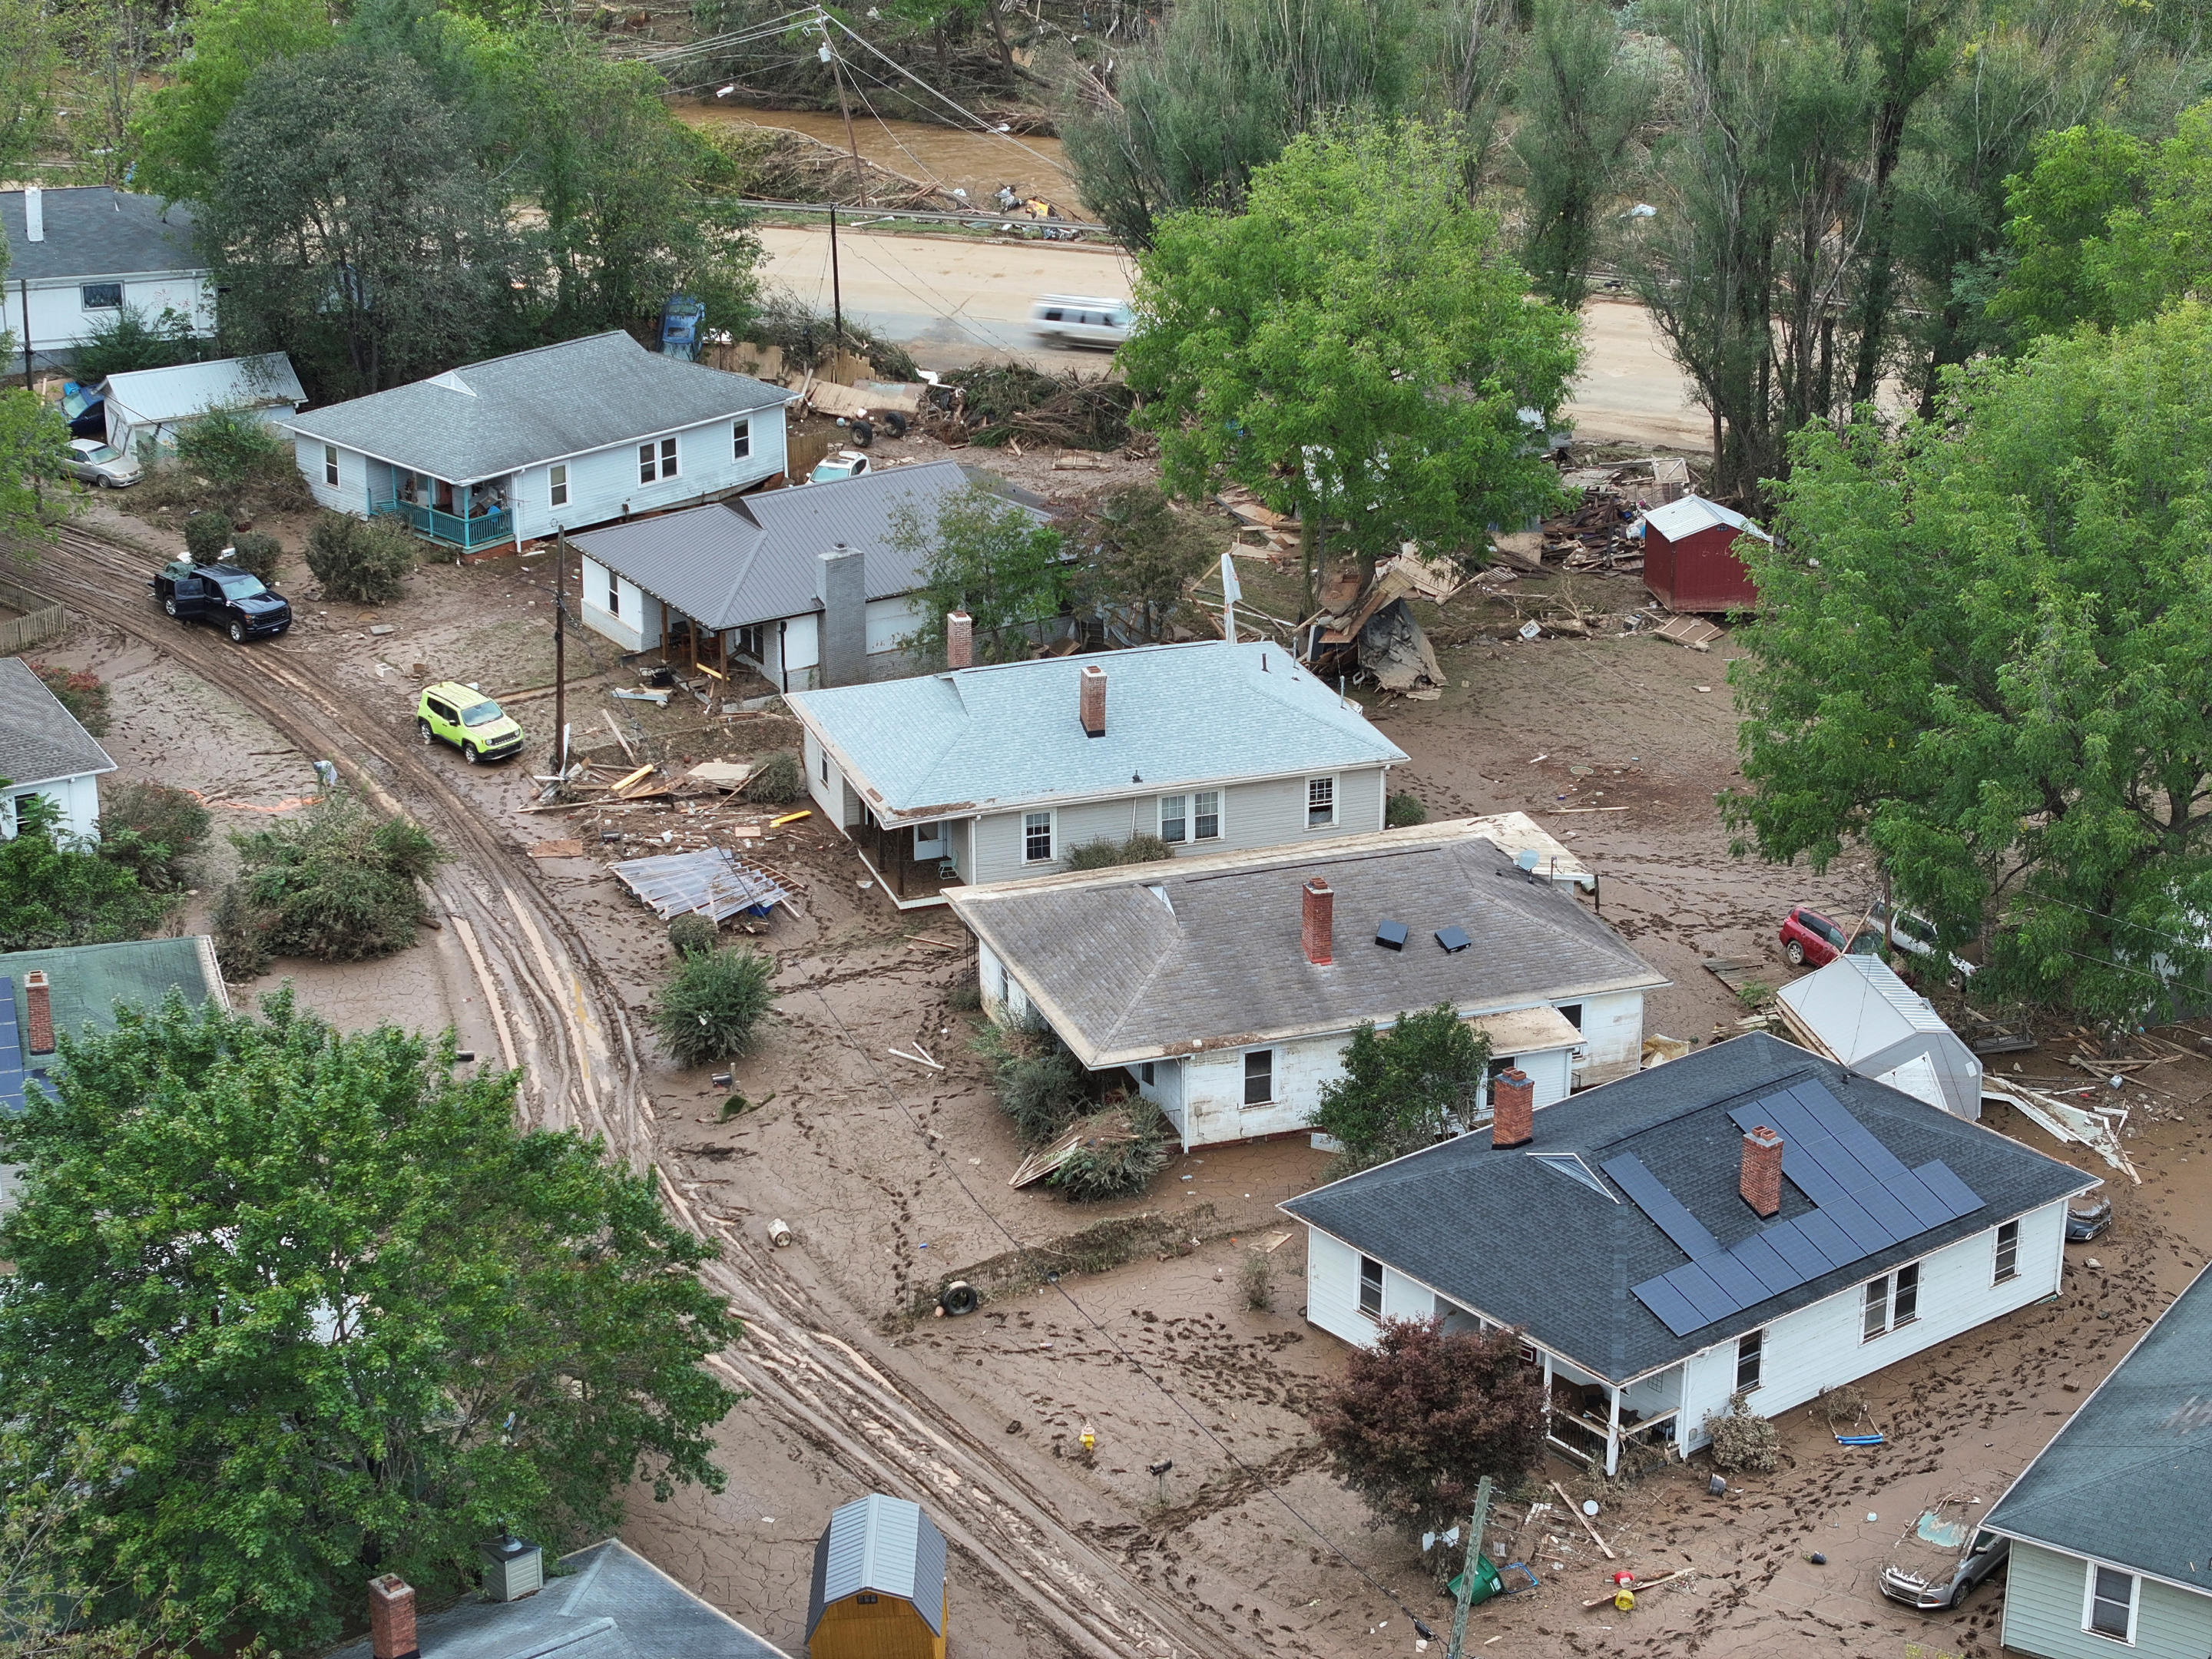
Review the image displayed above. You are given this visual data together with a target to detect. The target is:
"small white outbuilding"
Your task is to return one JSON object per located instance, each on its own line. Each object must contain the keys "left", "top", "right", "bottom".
{"left": 1775, "top": 952, "right": 1983, "bottom": 1118}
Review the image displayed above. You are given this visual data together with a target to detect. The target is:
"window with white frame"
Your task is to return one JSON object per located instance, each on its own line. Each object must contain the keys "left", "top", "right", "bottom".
{"left": 1194, "top": 789, "right": 1220, "bottom": 839}
{"left": 323, "top": 444, "right": 339, "bottom": 487}
{"left": 2085, "top": 1563, "right": 2136, "bottom": 1641}
{"left": 1022, "top": 811, "right": 1053, "bottom": 863}
{"left": 1158, "top": 794, "right": 1187, "bottom": 843}
{"left": 1358, "top": 1255, "right": 1383, "bottom": 1320}
{"left": 660, "top": 435, "right": 678, "bottom": 477}
{"left": 1861, "top": 1261, "right": 1920, "bottom": 1339}
{"left": 81, "top": 282, "right": 123, "bottom": 310}
{"left": 820, "top": 747, "right": 830, "bottom": 783}
{"left": 1735, "top": 1327, "right": 1763, "bottom": 1392}
{"left": 638, "top": 442, "right": 657, "bottom": 484}
{"left": 639, "top": 436, "right": 680, "bottom": 484}
{"left": 1243, "top": 1048, "right": 1273, "bottom": 1106}
{"left": 606, "top": 571, "right": 621, "bottom": 618}
{"left": 549, "top": 463, "right": 568, "bottom": 508}
{"left": 1307, "top": 776, "right": 1336, "bottom": 827}
{"left": 733, "top": 419, "right": 751, "bottom": 460}
{"left": 1994, "top": 1219, "right": 2020, "bottom": 1283}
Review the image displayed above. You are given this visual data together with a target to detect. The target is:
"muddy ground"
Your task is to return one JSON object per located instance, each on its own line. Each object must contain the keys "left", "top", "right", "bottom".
{"left": 35, "top": 481, "right": 2212, "bottom": 1659}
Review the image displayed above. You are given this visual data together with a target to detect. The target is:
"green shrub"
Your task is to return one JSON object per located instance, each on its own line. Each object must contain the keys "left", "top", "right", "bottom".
{"left": 742, "top": 750, "right": 803, "bottom": 804}
{"left": 1050, "top": 1101, "right": 1171, "bottom": 1201}
{"left": 1386, "top": 791, "right": 1428, "bottom": 828}
{"left": 221, "top": 792, "right": 445, "bottom": 963}
{"left": 210, "top": 881, "right": 273, "bottom": 979}
{"left": 1061, "top": 833, "right": 1174, "bottom": 871}
{"left": 947, "top": 970, "right": 982, "bottom": 1012}
{"left": 29, "top": 662, "right": 110, "bottom": 736}
{"left": 667, "top": 913, "right": 719, "bottom": 959}
{"left": 654, "top": 945, "right": 777, "bottom": 1067}
{"left": 977, "top": 1012, "right": 1086, "bottom": 1146}
{"left": 0, "top": 794, "right": 170, "bottom": 952}
{"left": 176, "top": 406, "right": 288, "bottom": 489}
{"left": 306, "top": 512, "right": 416, "bottom": 604}
{"left": 1239, "top": 1246, "right": 1276, "bottom": 1310}
{"left": 97, "top": 780, "right": 212, "bottom": 892}
{"left": 68, "top": 303, "right": 192, "bottom": 383}
{"left": 227, "top": 531, "right": 284, "bottom": 584}
{"left": 184, "top": 511, "right": 234, "bottom": 562}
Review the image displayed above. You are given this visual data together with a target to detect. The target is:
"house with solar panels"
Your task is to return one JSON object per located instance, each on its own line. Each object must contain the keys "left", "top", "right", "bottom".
{"left": 806, "top": 1494, "right": 947, "bottom": 1659}
{"left": 1281, "top": 1031, "right": 2095, "bottom": 1475}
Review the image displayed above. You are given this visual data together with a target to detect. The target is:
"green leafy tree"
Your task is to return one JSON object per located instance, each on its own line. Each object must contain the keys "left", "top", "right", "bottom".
{"left": 1728, "top": 303, "right": 2212, "bottom": 1022}
{"left": 1309, "top": 1316, "right": 1545, "bottom": 1537}
{"left": 1510, "top": 0, "right": 1653, "bottom": 311}
{"left": 654, "top": 945, "right": 776, "bottom": 1066}
{"left": 0, "top": 0, "right": 61, "bottom": 187}
{"left": 66, "top": 305, "right": 199, "bottom": 385}
{"left": 304, "top": 512, "right": 416, "bottom": 604}
{"left": 1122, "top": 119, "right": 1578, "bottom": 607}
{"left": 129, "top": 0, "right": 337, "bottom": 203}
{"left": 1065, "top": 482, "right": 1215, "bottom": 643}
{"left": 1310, "top": 1001, "right": 1491, "bottom": 1173}
{"left": 0, "top": 791, "right": 170, "bottom": 951}
{"left": 0, "top": 988, "right": 742, "bottom": 1651}
{"left": 893, "top": 482, "right": 1066, "bottom": 664}
{"left": 0, "top": 389, "right": 75, "bottom": 552}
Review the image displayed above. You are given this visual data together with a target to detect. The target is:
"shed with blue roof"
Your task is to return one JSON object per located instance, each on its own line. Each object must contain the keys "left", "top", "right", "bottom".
{"left": 806, "top": 1494, "right": 947, "bottom": 1659}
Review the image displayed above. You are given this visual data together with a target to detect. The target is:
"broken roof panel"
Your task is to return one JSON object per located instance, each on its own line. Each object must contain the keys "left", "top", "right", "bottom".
{"left": 610, "top": 848, "right": 791, "bottom": 922}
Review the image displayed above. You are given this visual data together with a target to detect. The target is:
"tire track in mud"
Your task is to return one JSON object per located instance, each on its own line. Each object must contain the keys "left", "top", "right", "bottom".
{"left": 44, "top": 526, "right": 1228, "bottom": 1659}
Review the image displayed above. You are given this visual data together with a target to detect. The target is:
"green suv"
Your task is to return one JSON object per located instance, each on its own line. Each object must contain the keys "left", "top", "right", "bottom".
{"left": 416, "top": 681, "right": 525, "bottom": 764}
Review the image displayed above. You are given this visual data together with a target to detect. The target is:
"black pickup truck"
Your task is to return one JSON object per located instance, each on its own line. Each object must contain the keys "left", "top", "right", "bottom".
{"left": 150, "top": 558, "right": 293, "bottom": 643}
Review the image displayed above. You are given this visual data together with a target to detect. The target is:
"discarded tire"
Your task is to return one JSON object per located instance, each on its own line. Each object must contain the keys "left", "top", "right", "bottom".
{"left": 939, "top": 1280, "right": 979, "bottom": 1316}
{"left": 882, "top": 410, "right": 909, "bottom": 438}
{"left": 849, "top": 418, "right": 874, "bottom": 448}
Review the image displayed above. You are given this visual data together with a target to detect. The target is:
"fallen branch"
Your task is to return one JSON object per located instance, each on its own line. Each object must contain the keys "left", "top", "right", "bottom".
{"left": 1551, "top": 1482, "right": 1617, "bottom": 1560}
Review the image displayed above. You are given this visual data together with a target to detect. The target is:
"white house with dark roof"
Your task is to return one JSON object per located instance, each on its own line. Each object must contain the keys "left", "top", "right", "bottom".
{"left": 0, "top": 657, "right": 116, "bottom": 841}
{"left": 566, "top": 459, "right": 1045, "bottom": 683}
{"left": 283, "top": 330, "right": 791, "bottom": 554}
{"left": 783, "top": 640, "right": 1409, "bottom": 907}
{"left": 0, "top": 187, "right": 214, "bottom": 373}
{"left": 947, "top": 816, "right": 1666, "bottom": 1147}
{"left": 1281, "top": 1033, "right": 2095, "bottom": 1475}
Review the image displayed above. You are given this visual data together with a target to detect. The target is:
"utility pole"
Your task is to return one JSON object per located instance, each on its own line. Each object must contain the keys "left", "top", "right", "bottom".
{"left": 553, "top": 528, "right": 568, "bottom": 773}
{"left": 1444, "top": 1475, "right": 1495, "bottom": 1659}
{"left": 826, "top": 35, "right": 868, "bottom": 209}
{"left": 19, "top": 280, "right": 32, "bottom": 389}
{"left": 828, "top": 204, "right": 843, "bottom": 347}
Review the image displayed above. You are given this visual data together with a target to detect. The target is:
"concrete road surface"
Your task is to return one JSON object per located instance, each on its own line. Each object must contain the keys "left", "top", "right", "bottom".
{"left": 757, "top": 227, "right": 1710, "bottom": 451}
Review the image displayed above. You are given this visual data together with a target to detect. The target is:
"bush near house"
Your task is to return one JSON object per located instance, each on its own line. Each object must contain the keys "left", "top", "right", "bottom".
{"left": 304, "top": 512, "right": 416, "bottom": 604}
{"left": 1061, "top": 833, "right": 1172, "bottom": 870}
{"left": 741, "top": 750, "right": 803, "bottom": 804}
{"left": 1049, "top": 1101, "right": 1172, "bottom": 1201}
{"left": 28, "top": 662, "right": 109, "bottom": 737}
{"left": 978, "top": 1012, "right": 1087, "bottom": 1146}
{"left": 0, "top": 791, "right": 169, "bottom": 951}
{"left": 654, "top": 945, "right": 776, "bottom": 1065}
{"left": 96, "top": 780, "right": 212, "bottom": 892}
{"left": 1702, "top": 1390, "right": 1779, "bottom": 1473}
{"left": 1310, "top": 1002, "right": 1491, "bottom": 1175}
{"left": 1386, "top": 791, "right": 1428, "bottom": 828}
{"left": 227, "top": 531, "right": 283, "bottom": 584}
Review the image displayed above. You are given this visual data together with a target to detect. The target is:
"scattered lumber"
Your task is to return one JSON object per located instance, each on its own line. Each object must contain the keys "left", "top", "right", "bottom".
{"left": 1550, "top": 1482, "right": 1617, "bottom": 1559}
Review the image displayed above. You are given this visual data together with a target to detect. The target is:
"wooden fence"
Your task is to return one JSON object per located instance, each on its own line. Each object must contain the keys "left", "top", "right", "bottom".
{"left": 0, "top": 571, "right": 68, "bottom": 656}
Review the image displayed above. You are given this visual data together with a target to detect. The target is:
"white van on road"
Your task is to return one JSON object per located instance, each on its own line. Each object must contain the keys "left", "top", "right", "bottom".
{"left": 1031, "top": 295, "right": 1133, "bottom": 349}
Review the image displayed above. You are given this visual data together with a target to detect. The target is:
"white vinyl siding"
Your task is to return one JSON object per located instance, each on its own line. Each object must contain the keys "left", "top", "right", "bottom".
{"left": 1999, "top": 1541, "right": 2212, "bottom": 1659}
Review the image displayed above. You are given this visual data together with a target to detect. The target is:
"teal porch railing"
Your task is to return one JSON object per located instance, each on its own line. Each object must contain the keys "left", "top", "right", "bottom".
{"left": 373, "top": 497, "right": 514, "bottom": 551}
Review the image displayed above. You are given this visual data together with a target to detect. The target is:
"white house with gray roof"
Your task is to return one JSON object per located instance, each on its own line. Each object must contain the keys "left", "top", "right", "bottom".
{"left": 0, "top": 657, "right": 116, "bottom": 842}
{"left": 783, "top": 640, "right": 1409, "bottom": 907}
{"left": 283, "top": 330, "right": 791, "bottom": 554}
{"left": 0, "top": 187, "right": 214, "bottom": 374}
{"left": 948, "top": 817, "right": 1665, "bottom": 1147}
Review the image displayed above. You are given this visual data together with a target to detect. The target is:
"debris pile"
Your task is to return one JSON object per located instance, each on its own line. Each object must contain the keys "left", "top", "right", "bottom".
{"left": 930, "top": 365, "right": 1136, "bottom": 451}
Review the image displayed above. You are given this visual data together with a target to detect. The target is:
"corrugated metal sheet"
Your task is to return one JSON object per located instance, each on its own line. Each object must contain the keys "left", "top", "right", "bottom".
{"left": 1632, "top": 493, "right": 1773, "bottom": 545}
{"left": 283, "top": 331, "right": 789, "bottom": 483}
{"left": 806, "top": 1495, "right": 947, "bottom": 1637}
{"left": 101, "top": 353, "right": 305, "bottom": 423}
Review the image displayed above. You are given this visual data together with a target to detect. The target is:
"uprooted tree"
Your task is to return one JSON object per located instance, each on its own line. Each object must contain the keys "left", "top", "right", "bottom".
{"left": 213, "top": 791, "right": 444, "bottom": 975}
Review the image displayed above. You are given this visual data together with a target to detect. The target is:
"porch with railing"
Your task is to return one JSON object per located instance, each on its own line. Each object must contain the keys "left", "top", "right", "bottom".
{"left": 373, "top": 496, "right": 515, "bottom": 551}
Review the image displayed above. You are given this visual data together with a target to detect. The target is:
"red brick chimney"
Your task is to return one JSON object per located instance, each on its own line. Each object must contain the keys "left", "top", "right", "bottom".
{"left": 1491, "top": 1068, "right": 1533, "bottom": 1149}
{"left": 946, "top": 609, "right": 973, "bottom": 669}
{"left": 23, "top": 970, "right": 53, "bottom": 1055}
{"left": 1078, "top": 663, "right": 1107, "bottom": 737}
{"left": 1740, "top": 1125, "right": 1784, "bottom": 1217}
{"left": 369, "top": 1575, "right": 418, "bottom": 1659}
{"left": 1301, "top": 879, "right": 1333, "bottom": 965}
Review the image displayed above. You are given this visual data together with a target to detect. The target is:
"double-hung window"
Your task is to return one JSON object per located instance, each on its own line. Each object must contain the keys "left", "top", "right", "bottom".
{"left": 1022, "top": 811, "right": 1053, "bottom": 863}
{"left": 1158, "top": 794, "right": 1187, "bottom": 844}
{"left": 639, "top": 436, "right": 679, "bottom": 483}
{"left": 733, "top": 419, "right": 752, "bottom": 460}
{"left": 1735, "top": 1328, "right": 1763, "bottom": 1392}
{"left": 1357, "top": 1255, "right": 1383, "bottom": 1320}
{"left": 549, "top": 463, "right": 568, "bottom": 508}
{"left": 1243, "top": 1048, "right": 1273, "bottom": 1106}
{"left": 2085, "top": 1563, "right": 2137, "bottom": 1641}
{"left": 606, "top": 572, "right": 621, "bottom": 618}
{"left": 1306, "top": 776, "right": 1336, "bottom": 827}
{"left": 1194, "top": 789, "right": 1220, "bottom": 840}
{"left": 1993, "top": 1219, "right": 2020, "bottom": 1283}
{"left": 1861, "top": 1262, "right": 1921, "bottom": 1339}
{"left": 323, "top": 444, "right": 339, "bottom": 487}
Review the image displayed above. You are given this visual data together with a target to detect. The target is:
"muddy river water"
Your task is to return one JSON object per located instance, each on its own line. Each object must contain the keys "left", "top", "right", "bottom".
{"left": 678, "top": 98, "right": 1082, "bottom": 210}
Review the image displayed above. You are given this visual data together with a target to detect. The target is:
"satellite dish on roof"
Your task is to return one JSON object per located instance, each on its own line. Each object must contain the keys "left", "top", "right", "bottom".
{"left": 1515, "top": 849, "right": 1541, "bottom": 873}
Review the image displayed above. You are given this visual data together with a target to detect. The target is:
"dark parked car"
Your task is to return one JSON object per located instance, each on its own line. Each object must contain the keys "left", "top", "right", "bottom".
{"left": 2067, "top": 1194, "right": 2113, "bottom": 1242}
{"left": 150, "top": 557, "right": 293, "bottom": 642}
{"left": 1878, "top": 1493, "right": 2011, "bottom": 1611}
{"left": 1780, "top": 905, "right": 1851, "bottom": 968}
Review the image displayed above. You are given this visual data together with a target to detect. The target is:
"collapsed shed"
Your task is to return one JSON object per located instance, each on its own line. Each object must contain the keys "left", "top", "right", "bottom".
{"left": 1774, "top": 952, "right": 1984, "bottom": 1119}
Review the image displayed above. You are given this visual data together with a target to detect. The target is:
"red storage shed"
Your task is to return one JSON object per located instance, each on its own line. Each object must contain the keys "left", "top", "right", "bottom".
{"left": 1636, "top": 494, "right": 1771, "bottom": 614}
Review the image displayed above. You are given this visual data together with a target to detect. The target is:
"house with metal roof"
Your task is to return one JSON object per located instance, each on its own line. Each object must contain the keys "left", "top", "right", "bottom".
{"left": 1981, "top": 1260, "right": 2212, "bottom": 1657}
{"left": 806, "top": 1494, "right": 947, "bottom": 1659}
{"left": 0, "top": 656, "right": 116, "bottom": 841}
{"left": 566, "top": 459, "right": 1044, "bottom": 684}
{"left": 1281, "top": 1032, "right": 2094, "bottom": 1475}
{"left": 947, "top": 817, "right": 1665, "bottom": 1147}
{"left": 1774, "top": 952, "right": 1985, "bottom": 1119}
{"left": 0, "top": 187, "right": 213, "bottom": 375}
{"left": 283, "top": 330, "right": 791, "bottom": 554}
{"left": 329, "top": 1539, "right": 790, "bottom": 1659}
{"left": 98, "top": 352, "right": 305, "bottom": 458}
{"left": 784, "top": 640, "right": 1409, "bottom": 907}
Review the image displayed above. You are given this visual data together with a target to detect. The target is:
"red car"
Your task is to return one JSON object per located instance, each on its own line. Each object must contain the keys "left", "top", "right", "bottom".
{"left": 1780, "top": 906, "right": 1850, "bottom": 968}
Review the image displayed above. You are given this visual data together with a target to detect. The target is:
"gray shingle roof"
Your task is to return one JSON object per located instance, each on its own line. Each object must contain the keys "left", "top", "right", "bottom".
{"left": 1983, "top": 1261, "right": 2212, "bottom": 1593}
{"left": 282, "top": 331, "right": 790, "bottom": 484}
{"left": 570, "top": 460, "right": 1042, "bottom": 631}
{"left": 1281, "top": 1033, "right": 2095, "bottom": 1380}
{"left": 806, "top": 1495, "right": 948, "bottom": 1638}
{"left": 0, "top": 187, "right": 202, "bottom": 281}
{"left": 946, "top": 823, "right": 1665, "bottom": 1064}
{"left": 325, "top": 1541, "right": 790, "bottom": 1659}
{"left": 0, "top": 657, "right": 117, "bottom": 787}
{"left": 788, "top": 641, "right": 1409, "bottom": 826}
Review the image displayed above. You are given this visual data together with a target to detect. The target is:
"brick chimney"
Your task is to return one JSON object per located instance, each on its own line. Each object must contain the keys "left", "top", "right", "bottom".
{"left": 23, "top": 970, "right": 53, "bottom": 1056}
{"left": 946, "top": 609, "right": 973, "bottom": 669}
{"left": 1078, "top": 663, "right": 1107, "bottom": 737}
{"left": 1301, "top": 879, "right": 1333, "bottom": 965}
{"left": 368, "top": 1575, "right": 419, "bottom": 1659}
{"left": 1491, "top": 1068, "right": 1533, "bottom": 1149}
{"left": 1740, "top": 1125, "right": 1784, "bottom": 1217}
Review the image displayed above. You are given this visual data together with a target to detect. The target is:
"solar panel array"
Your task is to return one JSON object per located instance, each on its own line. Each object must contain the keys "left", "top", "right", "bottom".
{"left": 0, "top": 975, "right": 26, "bottom": 1117}
{"left": 1609, "top": 1078, "right": 1985, "bottom": 1337}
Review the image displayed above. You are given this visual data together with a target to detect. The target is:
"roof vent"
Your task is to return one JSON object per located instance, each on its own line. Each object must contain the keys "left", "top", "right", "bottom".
{"left": 478, "top": 1535, "right": 544, "bottom": 1603}
{"left": 428, "top": 369, "right": 476, "bottom": 396}
{"left": 1435, "top": 926, "right": 1470, "bottom": 953}
{"left": 1374, "top": 919, "right": 1408, "bottom": 951}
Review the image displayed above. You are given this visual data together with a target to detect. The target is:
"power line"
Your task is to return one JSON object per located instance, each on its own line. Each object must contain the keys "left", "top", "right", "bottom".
{"left": 822, "top": 12, "right": 1074, "bottom": 184}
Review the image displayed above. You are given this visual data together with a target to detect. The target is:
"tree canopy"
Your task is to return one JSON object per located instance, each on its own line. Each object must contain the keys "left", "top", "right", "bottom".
{"left": 1309, "top": 1002, "right": 1491, "bottom": 1174}
{"left": 1064, "top": 482, "right": 1217, "bottom": 644}
{"left": 0, "top": 792, "right": 169, "bottom": 952}
{"left": 1121, "top": 118, "right": 1578, "bottom": 601}
{"left": 892, "top": 482, "right": 1067, "bottom": 664}
{"left": 1729, "top": 303, "right": 2212, "bottom": 1022}
{"left": 0, "top": 990, "right": 741, "bottom": 1651}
